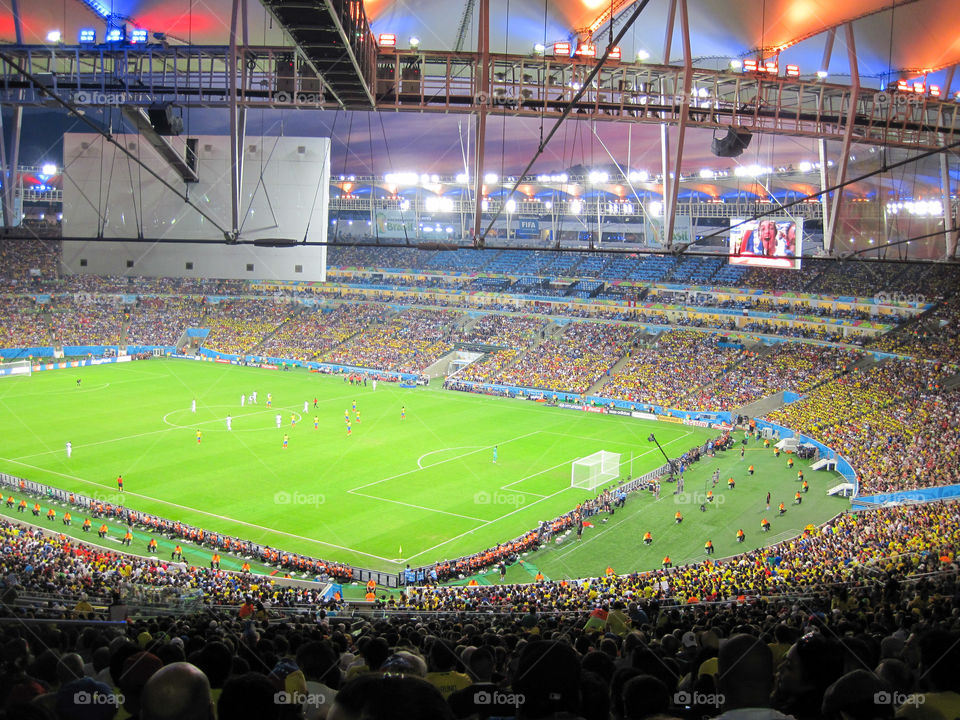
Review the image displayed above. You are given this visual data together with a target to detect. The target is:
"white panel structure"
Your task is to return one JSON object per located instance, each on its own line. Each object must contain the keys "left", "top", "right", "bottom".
{"left": 61, "top": 134, "right": 329, "bottom": 281}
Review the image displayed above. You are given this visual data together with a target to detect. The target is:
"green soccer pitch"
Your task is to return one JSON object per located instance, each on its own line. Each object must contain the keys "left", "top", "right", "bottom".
{"left": 0, "top": 359, "right": 850, "bottom": 577}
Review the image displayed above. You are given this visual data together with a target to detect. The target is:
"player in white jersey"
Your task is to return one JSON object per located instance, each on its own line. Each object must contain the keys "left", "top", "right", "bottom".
{"left": 66, "top": 442, "right": 72, "bottom": 458}
{"left": 275, "top": 414, "right": 282, "bottom": 428}
{"left": 226, "top": 415, "right": 232, "bottom": 430}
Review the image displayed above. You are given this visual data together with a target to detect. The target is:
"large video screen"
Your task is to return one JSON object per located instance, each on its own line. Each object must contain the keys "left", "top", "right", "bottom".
{"left": 728, "top": 218, "right": 802, "bottom": 270}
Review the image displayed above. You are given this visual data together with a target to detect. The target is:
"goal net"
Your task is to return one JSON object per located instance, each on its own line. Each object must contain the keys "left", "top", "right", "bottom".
{"left": 571, "top": 451, "right": 621, "bottom": 491}
{"left": 0, "top": 360, "right": 32, "bottom": 379}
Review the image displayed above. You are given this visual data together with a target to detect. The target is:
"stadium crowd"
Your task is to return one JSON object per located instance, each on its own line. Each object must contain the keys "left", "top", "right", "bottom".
{"left": 324, "top": 308, "right": 459, "bottom": 374}
{"left": 259, "top": 304, "right": 389, "bottom": 362}
{"left": 494, "top": 322, "right": 637, "bottom": 394}
{"left": 203, "top": 300, "right": 295, "bottom": 357}
{"left": 125, "top": 297, "right": 208, "bottom": 347}
{"left": 0, "top": 501, "right": 958, "bottom": 720}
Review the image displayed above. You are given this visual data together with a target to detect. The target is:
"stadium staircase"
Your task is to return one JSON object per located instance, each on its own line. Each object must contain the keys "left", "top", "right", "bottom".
{"left": 585, "top": 333, "right": 642, "bottom": 396}
{"left": 249, "top": 310, "right": 302, "bottom": 356}
{"left": 738, "top": 390, "right": 788, "bottom": 418}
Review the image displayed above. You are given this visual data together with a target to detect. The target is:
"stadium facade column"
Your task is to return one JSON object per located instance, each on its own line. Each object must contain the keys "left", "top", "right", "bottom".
{"left": 228, "top": 0, "right": 250, "bottom": 241}
{"left": 815, "top": 30, "right": 836, "bottom": 241}
{"left": 662, "top": 0, "right": 692, "bottom": 251}
{"left": 823, "top": 23, "right": 860, "bottom": 255}
{"left": 658, "top": 0, "right": 676, "bottom": 235}
{"left": 472, "top": 0, "right": 490, "bottom": 248}
{"left": 943, "top": 67, "right": 958, "bottom": 259}
{"left": 0, "top": 107, "right": 22, "bottom": 230}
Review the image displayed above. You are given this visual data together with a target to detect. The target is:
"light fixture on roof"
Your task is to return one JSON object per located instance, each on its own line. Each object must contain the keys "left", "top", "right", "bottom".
{"left": 105, "top": 28, "right": 123, "bottom": 42}
{"left": 46, "top": 30, "right": 62, "bottom": 43}
{"left": 607, "top": 46, "right": 621, "bottom": 61}
{"left": 408, "top": 36, "right": 420, "bottom": 49}
{"left": 816, "top": 70, "right": 828, "bottom": 79}
{"left": 588, "top": 170, "right": 608, "bottom": 184}
{"left": 552, "top": 41, "right": 570, "bottom": 56}
{"left": 78, "top": 28, "right": 96, "bottom": 43}
{"left": 483, "top": 172, "right": 498, "bottom": 184}
{"left": 533, "top": 42, "right": 545, "bottom": 55}
{"left": 378, "top": 33, "right": 396, "bottom": 48}
{"left": 130, "top": 28, "right": 148, "bottom": 44}
{"left": 785, "top": 64, "right": 800, "bottom": 77}
{"left": 636, "top": 49, "right": 650, "bottom": 61}
{"left": 41, "top": 163, "right": 57, "bottom": 175}
{"left": 729, "top": 59, "right": 742, "bottom": 69}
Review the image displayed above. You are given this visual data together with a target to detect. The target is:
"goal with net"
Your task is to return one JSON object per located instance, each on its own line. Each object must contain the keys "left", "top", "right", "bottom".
{"left": 0, "top": 360, "right": 32, "bottom": 379}
{"left": 571, "top": 451, "right": 621, "bottom": 491}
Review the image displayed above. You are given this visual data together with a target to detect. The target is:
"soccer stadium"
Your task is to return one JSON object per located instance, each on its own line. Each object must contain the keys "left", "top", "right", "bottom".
{"left": 0, "top": 0, "right": 959, "bottom": 718}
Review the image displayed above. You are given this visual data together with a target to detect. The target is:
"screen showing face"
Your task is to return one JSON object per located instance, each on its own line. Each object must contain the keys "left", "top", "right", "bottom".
{"left": 729, "top": 218, "right": 802, "bottom": 269}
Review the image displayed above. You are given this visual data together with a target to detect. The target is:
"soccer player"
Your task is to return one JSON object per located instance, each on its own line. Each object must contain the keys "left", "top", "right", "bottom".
{"left": 267, "top": 393, "right": 272, "bottom": 407}
{"left": 241, "top": 394, "right": 245, "bottom": 407}
{"left": 276, "top": 414, "right": 282, "bottom": 428}
{"left": 352, "top": 400, "right": 357, "bottom": 412}
{"left": 740, "top": 445, "right": 745, "bottom": 458}
{"left": 372, "top": 379, "right": 377, "bottom": 392}
{"left": 291, "top": 413, "right": 297, "bottom": 427}
{"left": 66, "top": 441, "right": 72, "bottom": 458}
{"left": 196, "top": 429, "right": 202, "bottom": 444}
{"left": 314, "top": 416, "right": 319, "bottom": 429}
{"left": 191, "top": 399, "right": 196, "bottom": 413}
{"left": 313, "top": 397, "right": 318, "bottom": 408}
{"left": 493, "top": 445, "right": 498, "bottom": 464}
{"left": 304, "top": 400, "right": 309, "bottom": 413}
{"left": 226, "top": 415, "right": 232, "bottom": 430}
{"left": 346, "top": 422, "right": 352, "bottom": 436}
{"left": 401, "top": 406, "right": 405, "bottom": 420}
{"left": 766, "top": 491, "right": 771, "bottom": 510}
{"left": 355, "top": 410, "right": 360, "bottom": 423}
{"left": 252, "top": 391, "right": 257, "bottom": 404}
{"left": 712, "top": 468, "right": 720, "bottom": 487}
{"left": 344, "top": 409, "right": 350, "bottom": 424}
{"left": 282, "top": 434, "right": 289, "bottom": 449}
{"left": 117, "top": 475, "right": 123, "bottom": 492}
{"left": 77, "top": 378, "right": 81, "bottom": 387}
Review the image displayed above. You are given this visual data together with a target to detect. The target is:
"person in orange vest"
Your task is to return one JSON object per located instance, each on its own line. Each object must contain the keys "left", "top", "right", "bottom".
{"left": 82, "top": 517, "right": 91, "bottom": 532}
{"left": 98, "top": 523, "right": 108, "bottom": 538}
{"left": 747, "top": 465, "right": 755, "bottom": 476}
{"left": 794, "top": 491, "right": 802, "bottom": 505}
{"left": 5, "top": 496, "right": 12, "bottom": 509}
{"left": 787, "top": 456, "right": 794, "bottom": 469}
{"left": 675, "top": 511, "right": 683, "bottom": 524}
{"left": 122, "top": 529, "right": 132, "bottom": 546}
{"left": 736, "top": 528, "right": 745, "bottom": 543}
{"left": 802, "top": 479, "right": 809, "bottom": 493}
{"left": 797, "top": 470, "right": 804, "bottom": 483}
{"left": 774, "top": 446, "right": 781, "bottom": 457}
{"left": 706, "top": 490, "right": 714, "bottom": 503}
{"left": 643, "top": 531, "right": 653, "bottom": 545}
{"left": 366, "top": 579, "right": 376, "bottom": 594}
{"left": 534, "top": 571, "right": 545, "bottom": 582}
{"left": 18, "top": 499, "right": 26, "bottom": 513}
{"left": 605, "top": 566, "right": 615, "bottom": 577}
{"left": 171, "top": 544, "right": 182, "bottom": 561}
{"left": 727, "top": 477, "right": 736, "bottom": 489}
{"left": 210, "top": 553, "right": 221, "bottom": 570}
{"left": 32, "top": 503, "right": 40, "bottom": 517}
{"left": 364, "top": 589, "right": 376, "bottom": 601}
{"left": 147, "top": 538, "right": 158, "bottom": 553}
{"left": 63, "top": 511, "right": 72, "bottom": 526}
{"left": 662, "top": 555, "right": 672, "bottom": 568}
{"left": 761, "top": 518, "right": 771, "bottom": 532}
{"left": 241, "top": 562, "right": 251, "bottom": 573}
{"left": 704, "top": 539, "right": 714, "bottom": 555}
{"left": 47, "top": 508, "right": 56, "bottom": 522}
{"left": 778, "top": 502, "right": 786, "bottom": 516}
